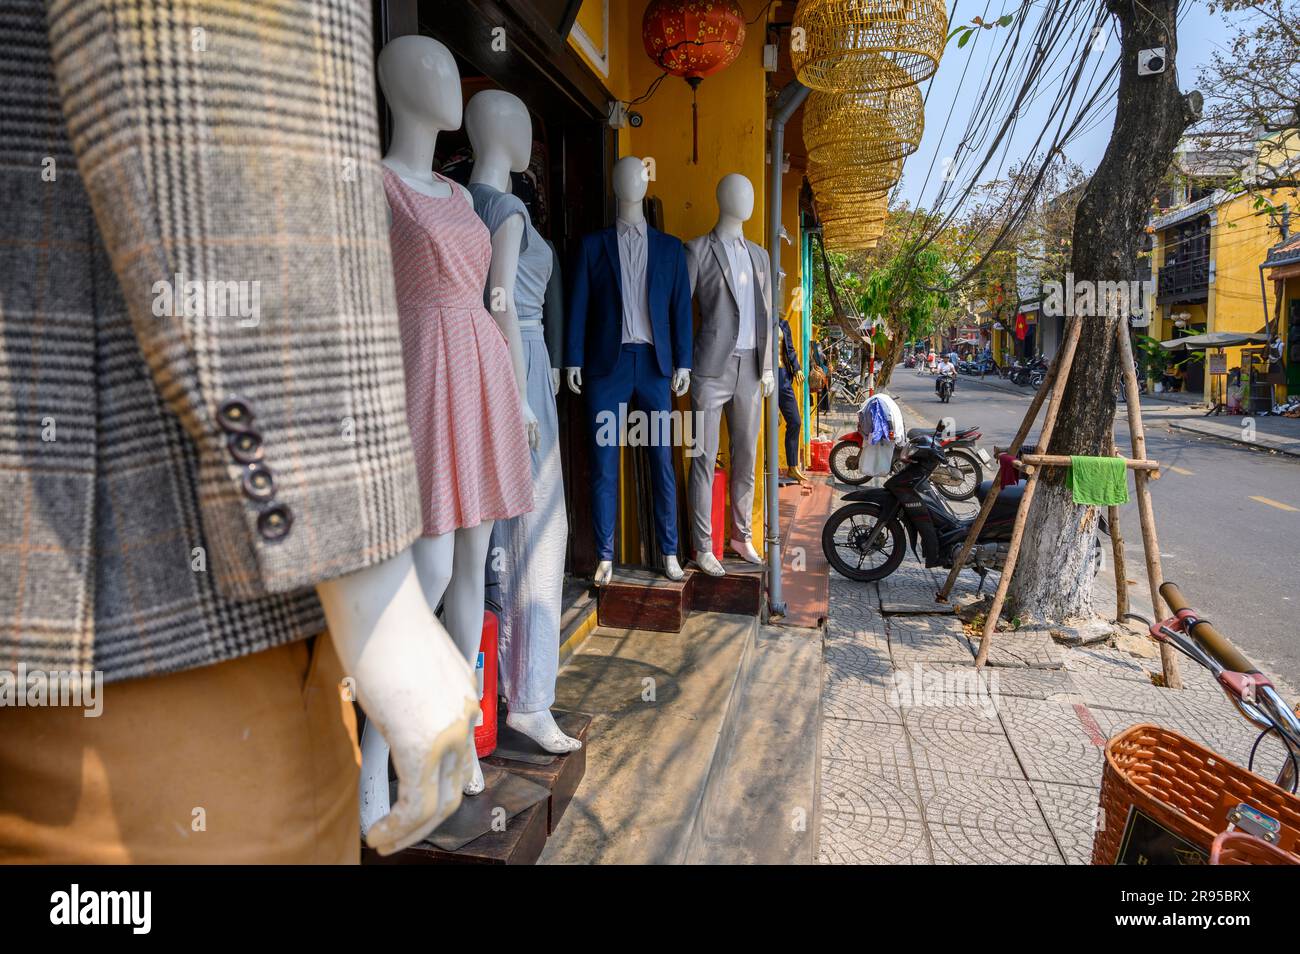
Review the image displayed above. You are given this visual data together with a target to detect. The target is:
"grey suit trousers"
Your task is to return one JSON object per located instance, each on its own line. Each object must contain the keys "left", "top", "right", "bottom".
{"left": 689, "top": 352, "right": 762, "bottom": 553}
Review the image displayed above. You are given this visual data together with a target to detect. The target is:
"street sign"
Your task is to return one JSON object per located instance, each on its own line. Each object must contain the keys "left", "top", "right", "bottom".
{"left": 1208, "top": 352, "right": 1227, "bottom": 375}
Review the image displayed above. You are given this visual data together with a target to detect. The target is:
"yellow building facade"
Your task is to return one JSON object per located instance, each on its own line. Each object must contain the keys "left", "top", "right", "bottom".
{"left": 568, "top": 0, "right": 810, "bottom": 557}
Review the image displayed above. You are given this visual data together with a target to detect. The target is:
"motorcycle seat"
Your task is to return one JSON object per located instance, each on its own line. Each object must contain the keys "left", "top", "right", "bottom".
{"left": 974, "top": 479, "right": 1025, "bottom": 518}
{"left": 907, "top": 424, "right": 978, "bottom": 442}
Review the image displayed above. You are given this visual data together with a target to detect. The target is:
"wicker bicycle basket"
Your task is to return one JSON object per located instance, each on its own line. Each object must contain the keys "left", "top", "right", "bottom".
{"left": 1210, "top": 830, "right": 1300, "bottom": 865}
{"left": 1092, "top": 724, "right": 1300, "bottom": 864}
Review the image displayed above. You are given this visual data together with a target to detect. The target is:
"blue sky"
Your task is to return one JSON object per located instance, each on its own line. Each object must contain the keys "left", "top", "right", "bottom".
{"left": 896, "top": 0, "right": 1239, "bottom": 208}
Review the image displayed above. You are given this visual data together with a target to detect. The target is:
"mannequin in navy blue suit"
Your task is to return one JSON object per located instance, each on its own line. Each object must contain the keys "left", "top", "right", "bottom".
{"left": 565, "top": 156, "right": 693, "bottom": 585}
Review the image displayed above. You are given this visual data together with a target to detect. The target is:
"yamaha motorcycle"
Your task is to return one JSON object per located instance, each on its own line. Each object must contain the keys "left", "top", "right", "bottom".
{"left": 822, "top": 439, "right": 1103, "bottom": 585}
{"left": 829, "top": 420, "right": 989, "bottom": 501}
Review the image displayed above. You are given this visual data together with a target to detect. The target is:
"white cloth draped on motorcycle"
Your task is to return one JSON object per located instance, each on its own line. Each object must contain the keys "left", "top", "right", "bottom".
{"left": 856, "top": 393, "right": 906, "bottom": 477}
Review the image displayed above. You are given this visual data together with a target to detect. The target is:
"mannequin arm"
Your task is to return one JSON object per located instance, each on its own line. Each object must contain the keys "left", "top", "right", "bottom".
{"left": 564, "top": 241, "right": 589, "bottom": 372}
{"left": 317, "top": 549, "right": 478, "bottom": 855}
{"left": 565, "top": 367, "right": 583, "bottom": 394}
{"left": 486, "top": 214, "right": 538, "bottom": 447}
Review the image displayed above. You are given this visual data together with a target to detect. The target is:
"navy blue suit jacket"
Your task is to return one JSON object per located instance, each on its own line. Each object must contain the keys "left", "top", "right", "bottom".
{"left": 564, "top": 225, "right": 693, "bottom": 379}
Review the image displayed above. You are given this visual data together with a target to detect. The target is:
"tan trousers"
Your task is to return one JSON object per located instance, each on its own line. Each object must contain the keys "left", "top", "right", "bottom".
{"left": 0, "top": 635, "right": 359, "bottom": 864}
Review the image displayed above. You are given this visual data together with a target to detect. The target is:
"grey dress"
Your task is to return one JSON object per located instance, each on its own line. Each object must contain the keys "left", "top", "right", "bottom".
{"left": 469, "top": 182, "right": 567, "bottom": 713}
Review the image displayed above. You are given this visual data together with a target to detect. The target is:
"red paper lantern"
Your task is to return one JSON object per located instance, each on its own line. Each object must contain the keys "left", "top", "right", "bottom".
{"left": 641, "top": 0, "right": 747, "bottom": 162}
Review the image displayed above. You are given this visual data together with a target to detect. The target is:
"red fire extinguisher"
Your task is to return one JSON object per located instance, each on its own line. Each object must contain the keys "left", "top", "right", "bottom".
{"left": 474, "top": 609, "right": 499, "bottom": 758}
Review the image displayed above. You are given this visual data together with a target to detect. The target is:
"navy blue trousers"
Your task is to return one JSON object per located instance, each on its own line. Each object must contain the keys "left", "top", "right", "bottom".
{"left": 778, "top": 369, "right": 801, "bottom": 467}
{"left": 585, "top": 344, "right": 678, "bottom": 561}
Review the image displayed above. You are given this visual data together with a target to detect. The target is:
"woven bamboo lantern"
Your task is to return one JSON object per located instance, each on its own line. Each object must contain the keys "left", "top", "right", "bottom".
{"left": 808, "top": 155, "right": 902, "bottom": 197}
{"left": 803, "top": 83, "right": 924, "bottom": 167}
{"left": 823, "top": 225, "right": 881, "bottom": 251}
{"left": 791, "top": 1, "right": 948, "bottom": 92}
{"left": 815, "top": 190, "right": 888, "bottom": 223}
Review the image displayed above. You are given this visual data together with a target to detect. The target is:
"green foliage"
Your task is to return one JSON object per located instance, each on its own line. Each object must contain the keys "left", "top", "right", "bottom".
{"left": 859, "top": 245, "right": 954, "bottom": 344}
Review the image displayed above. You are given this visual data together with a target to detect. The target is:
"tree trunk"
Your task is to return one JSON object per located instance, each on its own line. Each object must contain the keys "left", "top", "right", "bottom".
{"left": 1010, "top": 0, "right": 1200, "bottom": 621}
{"left": 874, "top": 331, "right": 905, "bottom": 389}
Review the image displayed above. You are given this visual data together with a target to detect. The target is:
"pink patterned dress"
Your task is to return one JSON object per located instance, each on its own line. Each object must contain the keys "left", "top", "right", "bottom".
{"left": 383, "top": 166, "right": 533, "bottom": 536}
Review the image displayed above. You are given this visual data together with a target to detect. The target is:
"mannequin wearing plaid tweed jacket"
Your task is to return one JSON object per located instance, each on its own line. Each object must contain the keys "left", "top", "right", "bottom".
{"left": 0, "top": 0, "right": 478, "bottom": 860}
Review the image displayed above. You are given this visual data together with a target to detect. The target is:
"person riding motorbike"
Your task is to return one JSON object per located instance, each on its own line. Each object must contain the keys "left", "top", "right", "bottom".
{"left": 935, "top": 356, "right": 957, "bottom": 396}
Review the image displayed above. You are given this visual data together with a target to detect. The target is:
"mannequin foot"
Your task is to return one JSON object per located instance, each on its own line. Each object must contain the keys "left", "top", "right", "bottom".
{"left": 593, "top": 560, "right": 613, "bottom": 587}
{"left": 463, "top": 738, "right": 485, "bottom": 796}
{"left": 788, "top": 465, "right": 807, "bottom": 483}
{"left": 663, "top": 555, "right": 685, "bottom": 581}
{"left": 694, "top": 551, "right": 726, "bottom": 577}
{"left": 506, "top": 709, "right": 582, "bottom": 754}
{"left": 729, "top": 538, "right": 762, "bottom": 564}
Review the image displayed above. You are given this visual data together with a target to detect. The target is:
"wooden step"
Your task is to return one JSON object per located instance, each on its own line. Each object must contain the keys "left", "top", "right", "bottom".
{"left": 688, "top": 559, "right": 765, "bottom": 616}
{"left": 597, "top": 566, "right": 691, "bottom": 632}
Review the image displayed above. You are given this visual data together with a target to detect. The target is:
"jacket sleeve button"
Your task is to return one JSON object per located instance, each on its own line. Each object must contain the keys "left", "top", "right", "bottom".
{"left": 218, "top": 397, "right": 255, "bottom": 433}
{"left": 241, "top": 462, "right": 277, "bottom": 501}
{"left": 257, "top": 504, "right": 293, "bottom": 542}
{"left": 227, "top": 429, "right": 264, "bottom": 463}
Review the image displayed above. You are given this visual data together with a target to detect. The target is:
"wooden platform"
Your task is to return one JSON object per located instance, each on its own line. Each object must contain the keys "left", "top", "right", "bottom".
{"left": 597, "top": 566, "right": 691, "bottom": 632}
{"left": 778, "top": 480, "right": 833, "bottom": 628}
{"left": 485, "top": 711, "right": 591, "bottom": 834}
{"left": 688, "top": 559, "right": 765, "bottom": 616}
{"left": 362, "top": 709, "right": 592, "bottom": 865}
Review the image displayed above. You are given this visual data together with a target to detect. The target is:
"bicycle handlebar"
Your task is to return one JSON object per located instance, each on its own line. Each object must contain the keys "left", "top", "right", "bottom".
{"left": 1159, "top": 581, "right": 1257, "bottom": 676}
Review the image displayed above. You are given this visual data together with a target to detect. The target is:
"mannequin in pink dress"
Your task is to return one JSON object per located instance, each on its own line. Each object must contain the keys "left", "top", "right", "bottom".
{"left": 359, "top": 36, "right": 534, "bottom": 824}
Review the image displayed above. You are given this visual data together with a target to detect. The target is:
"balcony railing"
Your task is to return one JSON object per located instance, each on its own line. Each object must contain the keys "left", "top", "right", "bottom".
{"left": 1156, "top": 257, "right": 1209, "bottom": 304}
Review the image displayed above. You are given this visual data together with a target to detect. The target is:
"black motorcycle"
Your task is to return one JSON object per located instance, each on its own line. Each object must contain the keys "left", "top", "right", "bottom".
{"left": 936, "top": 373, "right": 955, "bottom": 403}
{"left": 822, "top": 439, "right": 1102, "bottom": 585}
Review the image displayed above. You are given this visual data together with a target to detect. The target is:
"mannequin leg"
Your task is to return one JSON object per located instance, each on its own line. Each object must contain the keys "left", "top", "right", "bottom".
{"left": 687, "top": 368, "right": 727, "bottom": 559}
{"left": 630, "top": 349, "right": 679, "bottom": 561}
{"left": 411, "top": 533, "right": 455, "bottom": 613}
{"left": 442, "top": 519, "right": 495, "bottom": 795}
{"left": 725, "top": 356, "right": 762, "bottom": 554}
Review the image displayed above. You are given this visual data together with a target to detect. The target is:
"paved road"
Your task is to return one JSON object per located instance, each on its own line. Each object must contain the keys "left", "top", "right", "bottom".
{"left": 880, "top": 367, "right": 1300, "bottom": 689}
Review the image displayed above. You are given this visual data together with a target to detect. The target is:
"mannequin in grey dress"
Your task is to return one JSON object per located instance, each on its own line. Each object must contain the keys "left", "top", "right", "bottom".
{"left": 466, "top": 89, "right": 579, "bottom": 754}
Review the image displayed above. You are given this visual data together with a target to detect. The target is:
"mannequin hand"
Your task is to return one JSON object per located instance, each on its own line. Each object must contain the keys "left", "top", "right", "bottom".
{"left": 565, "top": 367, "right": 582, "bottom": 395}
{"left": 760, "top": 370, "right": 775, "bottom": 398}
{"left": 794, "top": 370, "right": 805, "bottom": 389}
{"left": 522, "top": 400, "right": 540, "bottom": 449}
{"left": 672, "top": 368, "right": 691, "bottom": 396}
{"left": 551, "top": 368, "right": 561, "bottom": 397}
{"left": 316, "top": 557, "right": 479, "bottom": 856}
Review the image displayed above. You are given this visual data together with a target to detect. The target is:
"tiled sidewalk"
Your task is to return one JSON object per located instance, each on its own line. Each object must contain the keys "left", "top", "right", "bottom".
{"left": 817, "top": 565, "right": 1294, "bottom": 865}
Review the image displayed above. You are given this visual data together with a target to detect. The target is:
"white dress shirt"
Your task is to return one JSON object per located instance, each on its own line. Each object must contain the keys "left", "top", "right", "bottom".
{"left": 720, "top": 233, "right": 756, "bottom": 355}
{"left": 617, "top": 219, "right": 653, "bottom": 345}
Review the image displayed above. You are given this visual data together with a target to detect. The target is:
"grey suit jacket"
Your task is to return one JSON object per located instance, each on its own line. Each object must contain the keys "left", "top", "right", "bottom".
{"left": 685, "top": 232, "right": 773, "bottom": 379}
{"left": 0, "top": 0, "right": 422, "bottom": 682}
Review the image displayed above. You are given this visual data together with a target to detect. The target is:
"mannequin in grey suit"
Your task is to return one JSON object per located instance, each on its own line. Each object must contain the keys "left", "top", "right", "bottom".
{"left": 684, "top": 174, "right": 775, "bottom": 577}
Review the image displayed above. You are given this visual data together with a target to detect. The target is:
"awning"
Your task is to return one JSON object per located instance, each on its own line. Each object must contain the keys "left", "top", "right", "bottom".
{"left": 1158, "top": 330, "right": 1270, "bottom": 352}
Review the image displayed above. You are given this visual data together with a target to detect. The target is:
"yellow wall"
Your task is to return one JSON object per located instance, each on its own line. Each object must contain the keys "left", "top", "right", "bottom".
{"left": 569, "top": 0, "right": 794, "bottom": 558}
{"left": 1209, "top": 191, "right": 1277, "bottom": 391}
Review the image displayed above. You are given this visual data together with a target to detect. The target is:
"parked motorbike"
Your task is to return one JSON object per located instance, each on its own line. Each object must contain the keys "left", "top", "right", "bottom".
{"left": 829, "top": 420, "right": 988, "bottom": 500}
{"left": 904, "top": 352, "right": 917, "bottom": 368}
{"left": 1008, "top": 355, "right": 1047, "bottom": 388}
{"left": 822, "top": 439, "right": 1104, "bottom": 585}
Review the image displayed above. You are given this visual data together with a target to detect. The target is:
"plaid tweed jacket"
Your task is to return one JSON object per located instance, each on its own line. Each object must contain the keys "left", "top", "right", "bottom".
{"left": 0, "top": 0, "right": 423, "bottom": 682}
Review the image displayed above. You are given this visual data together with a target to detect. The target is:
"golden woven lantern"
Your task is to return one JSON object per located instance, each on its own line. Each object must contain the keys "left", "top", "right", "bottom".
{"left": 823, "top": 226, "right": 881, "bottom": 251}
{"left": 807, "top": 155, "right": 902, "bottom": 197}
{"left": 803, "top": 83, "right": 924, "bottom": 168}
{"left": 815, "top": 191, "right": 888, "bottom": 225}
{"left": 791, "top": 1, "right": 948, "bottom": 92}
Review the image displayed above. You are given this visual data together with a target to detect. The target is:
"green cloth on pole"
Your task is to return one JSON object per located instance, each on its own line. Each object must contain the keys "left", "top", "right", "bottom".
{"left": 1067, "top": 456, "right": 1129, "bottom": 505}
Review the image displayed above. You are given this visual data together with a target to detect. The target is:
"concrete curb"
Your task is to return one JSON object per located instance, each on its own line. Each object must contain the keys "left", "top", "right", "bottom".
{"left": 1167, "top": 420, "right": 1300, "bottom": 458}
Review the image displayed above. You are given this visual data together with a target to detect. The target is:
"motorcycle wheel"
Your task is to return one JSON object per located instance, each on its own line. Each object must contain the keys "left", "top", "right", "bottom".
{"left": 822, "top": 502, "right": 907, "bottom": 582}
{"left": 829, "top": 440, "right": 872, "bottom": 486}
{"left": 932, "top": 448, "right": 982, "bottom": 501}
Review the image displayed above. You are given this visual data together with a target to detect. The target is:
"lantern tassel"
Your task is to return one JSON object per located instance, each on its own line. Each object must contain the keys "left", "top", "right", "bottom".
{"left": 686, "top": 76, "right": 702, "bottom": 165}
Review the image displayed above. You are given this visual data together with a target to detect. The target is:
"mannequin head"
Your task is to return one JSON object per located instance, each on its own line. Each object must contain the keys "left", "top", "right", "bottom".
{"left": 377, "top": 35, "right": 462, "bottom": 134}
{"left": 465, "top": 90, "right": 532, "bottom": 172}
{"left": 716, "top": 173, "right": 754, "bottom": 222}
{"left": 612, "top": 156, "right": 650, "bottom": 204}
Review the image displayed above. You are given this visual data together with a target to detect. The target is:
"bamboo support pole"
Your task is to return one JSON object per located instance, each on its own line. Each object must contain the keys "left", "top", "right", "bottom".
{"left": 1013, "top": 454, "right": 1159, "bottom": 472}
{"left": 1108, "top": 436, "right": 1129, "bottom": 620}
{"left": 1116, "top": 323, "right": 1182, "bottom": 689}
{"left": 974, "top": 319, "right": 1084, "bottom": 668}
{"left": 935, "top": 321, "right": 1078, "bottom": 602}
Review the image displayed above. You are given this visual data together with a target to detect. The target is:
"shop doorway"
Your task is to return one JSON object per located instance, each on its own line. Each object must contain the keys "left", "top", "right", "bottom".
{"left": 374, "top": 0, "right": 614, "bottom": 576}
